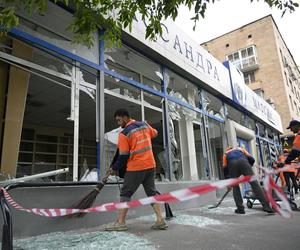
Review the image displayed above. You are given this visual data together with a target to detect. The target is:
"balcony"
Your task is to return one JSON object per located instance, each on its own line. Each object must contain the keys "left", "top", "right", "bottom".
{"left": 231, "top": 56, "right": 259, "bottom": 72}
{"left": 240, "top": 57, "right": 259, "bottom": 72}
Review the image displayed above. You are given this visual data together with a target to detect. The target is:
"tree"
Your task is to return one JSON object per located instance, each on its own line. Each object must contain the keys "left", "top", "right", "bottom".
{"left": 0, "top": 0, "right": 299, "bottom": 47}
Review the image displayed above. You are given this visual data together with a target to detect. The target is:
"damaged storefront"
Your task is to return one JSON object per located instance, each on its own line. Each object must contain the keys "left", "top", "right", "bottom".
{"left": 0, "top": 2, "right": 283, "bottom": 184}
{"left": 0, "top": 3, "right": 285, "bottom": 237}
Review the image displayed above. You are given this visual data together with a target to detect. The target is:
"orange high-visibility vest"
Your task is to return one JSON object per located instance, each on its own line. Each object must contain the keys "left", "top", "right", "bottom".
{"left": 222, "top": 147, "right": 253, "bottom": 168}
{"left": 118, "top": 119, "right": 157, "bottom": 171}
{"left": 278, "top": 153, "right": 296, "bottom": 173}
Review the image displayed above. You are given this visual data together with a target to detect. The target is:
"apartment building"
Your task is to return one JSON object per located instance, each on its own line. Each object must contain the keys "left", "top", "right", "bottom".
{"left": 202, "top": 15, "right": 300, "bottom": 136}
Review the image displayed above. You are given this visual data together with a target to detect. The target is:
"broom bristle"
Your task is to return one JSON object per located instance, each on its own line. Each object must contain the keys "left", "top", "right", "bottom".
{"left": 67, "top": 190, "right": 99, "bottom": 218}
{"left": 73, "top": 190, "right": 99, "bottom": 209}
{"left": 67, "top": 176, "right": 108, "bottom": 218}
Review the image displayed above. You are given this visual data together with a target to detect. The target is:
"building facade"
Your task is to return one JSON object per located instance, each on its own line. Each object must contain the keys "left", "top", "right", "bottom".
{"left": 201, "top": 15, "right": 300, "bottom": 136}
{"left": 0, "top": 3, "right": 283, "bottom": 184}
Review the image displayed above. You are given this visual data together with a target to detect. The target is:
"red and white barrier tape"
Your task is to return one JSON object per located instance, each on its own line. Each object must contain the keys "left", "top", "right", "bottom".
{"left": 1, "top": 176, "right": 253, "bottom": 217}
{"left": 263, "top": 174, "right": 292, "bottom": 218}
{"left": 0, "top": 168, "right": 293, "bottom": 218}
{"left": 255, "top": 163, "right": 300, "bottom": 175}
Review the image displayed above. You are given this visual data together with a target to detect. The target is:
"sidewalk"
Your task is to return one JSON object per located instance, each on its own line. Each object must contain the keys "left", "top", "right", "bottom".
{"left": 12, "top": 196, "right": 300, "bottom": 249}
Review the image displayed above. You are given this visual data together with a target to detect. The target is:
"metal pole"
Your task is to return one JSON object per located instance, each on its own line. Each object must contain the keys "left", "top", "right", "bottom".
{"left": 99, "top": 69, "right": 105, "bottom": 179}
{"left": 98, "top": 34, "right": 105, "bottom": 179}
{"left": 0, "top": 168, "right": 69, "bottom": 184}
{"left": 72, "top": 63, "right": 80, "bottom": 181}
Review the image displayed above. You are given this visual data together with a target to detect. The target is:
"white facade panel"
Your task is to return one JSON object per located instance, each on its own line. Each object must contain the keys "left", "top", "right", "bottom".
{"left": 126, "top": 15, "right": 232, "bottom": 99}
{"left": 227, "top": 61, "right": 283, "bottom": 133}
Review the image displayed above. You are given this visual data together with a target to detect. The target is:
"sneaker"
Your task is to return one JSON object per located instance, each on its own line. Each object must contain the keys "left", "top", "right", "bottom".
{"left": 151, "top": 220, "right": 168, "bottom": 230}
{"left": 263, "top": 206, "right": 275, "bottom": 214}
{"left": 234, "top": 208, "right": 245, "bottom": 214}
{"left": 105, "top": 222, "right": 128, "bottom": 231}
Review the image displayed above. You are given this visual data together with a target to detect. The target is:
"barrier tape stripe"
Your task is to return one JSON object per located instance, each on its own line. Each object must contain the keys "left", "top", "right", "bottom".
{"left": 0, "top": 168, "right": 292, "bottom": 218}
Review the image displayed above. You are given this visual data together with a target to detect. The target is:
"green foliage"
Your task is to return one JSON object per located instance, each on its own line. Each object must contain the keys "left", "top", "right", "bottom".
{"left": 0, "top": 7, "right": 19, "bottom": 32}
{"left": 0, "top": 0, "right": 298, "bottom": 47}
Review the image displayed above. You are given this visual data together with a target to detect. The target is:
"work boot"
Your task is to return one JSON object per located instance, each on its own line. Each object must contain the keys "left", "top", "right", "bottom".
{"left": 263, "top": 206, "right": 275, "bottom": 214}
{"left": 234, "top": 207, "right": 245, "bottom": 214}
{"left": 105, "top": 222, "right": 128, "bottom": 231}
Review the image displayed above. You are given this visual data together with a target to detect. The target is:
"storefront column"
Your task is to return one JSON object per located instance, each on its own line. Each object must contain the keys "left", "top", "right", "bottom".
{"left": 178, "top": 119, "right": 198, "bottom": 180}
{"left": 178, "top": 88, "right": 198, "bottom": 181}
{"left": 1, "top": 40, "right": 33, "bottom": 176}
{"left": 162, "top": 67, "right": 172, "bottom": 181}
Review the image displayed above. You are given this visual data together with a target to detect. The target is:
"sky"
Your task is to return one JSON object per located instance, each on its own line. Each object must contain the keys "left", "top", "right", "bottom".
{"left": 175, "top": 0, "right": 300, "bottom": 66}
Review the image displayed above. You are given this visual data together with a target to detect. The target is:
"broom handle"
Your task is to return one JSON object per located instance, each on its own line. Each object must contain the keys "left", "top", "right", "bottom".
{"left": 95, "top": 171, "right": 112, "bottom": 190}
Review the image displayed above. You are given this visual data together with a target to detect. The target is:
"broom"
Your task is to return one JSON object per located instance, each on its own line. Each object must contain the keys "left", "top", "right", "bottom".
{"left": 69, "top": 173, "right": 175, "bottom": 219}
{"left": 69, "top": 150, "right": 120, "bottom": 218}
{"left": 69, "top": 149, "right": 174, "bottom": 218}
{"left": 69, "top": 171, "right": 111, "bottom": 217}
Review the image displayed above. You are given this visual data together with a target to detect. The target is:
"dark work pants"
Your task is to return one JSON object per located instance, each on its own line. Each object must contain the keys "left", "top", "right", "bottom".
{"left": 283, "top": 172, "right": 298, "bottom": 194}
{"left": 120, "top": 168, "right": 157, "bottom": 202}
{"left": 228, "top": 158, "right": 268, "bottom": 209}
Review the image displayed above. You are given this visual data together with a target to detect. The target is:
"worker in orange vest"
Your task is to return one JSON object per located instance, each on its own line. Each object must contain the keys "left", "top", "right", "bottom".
{"left": 284, "top": 120, "right": 300, "bottom": 165}
{"left": 277, "top": 149, "right": 298, "bottom": 193}
{"left": 272, "top": 158, "right": 286, "bottom": 187}
{"left": 105, "top": 109, "right": 167, "bottom": 231}
{"left": 223, "top": 146, "right": 274, "bottom": 214}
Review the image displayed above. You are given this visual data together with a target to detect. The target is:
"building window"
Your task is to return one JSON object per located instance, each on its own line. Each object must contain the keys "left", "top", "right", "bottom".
{"left": 227, "top": 52, "right": 240, "bottom": 68}
{"left": 105, "top": 43, "right": 162, "bottom": 91}
{"left": 254, "top": 88, "right": 264, "bottom": 98}
{"left": 202, "top": 90, "right": 224, "bottom": 119}
{"left": 226, "top": 45, "right": 258, "bottom": 71}
{"left": 290, "top": 79, "right": 293, "bottom": 91}
{"left": 295, "top": 101, "right": 299, "bottom": 115}
{"left": 284, "top": 71, "right": 288, "bottom": 86}
{"left": 166, "top": 69, "right": 200, "bottom": 108}
{"left": 283, "top": 56, "right": 288, "bottom": 67}
{"left": 244, "top": 71, "right": 255, "bottom": 84}
{"left": 289, "top": 95, "right": 294, "bottom": 111}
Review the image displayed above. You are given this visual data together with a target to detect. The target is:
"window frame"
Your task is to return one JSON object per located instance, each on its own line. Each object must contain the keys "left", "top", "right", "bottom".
{"left": 226, "top": 45, "right": 258, "bottom": 71}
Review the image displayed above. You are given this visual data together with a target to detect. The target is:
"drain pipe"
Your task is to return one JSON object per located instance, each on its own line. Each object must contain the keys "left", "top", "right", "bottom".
{"left": 0, "top": 189, "right": 13, "bottom": 250}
